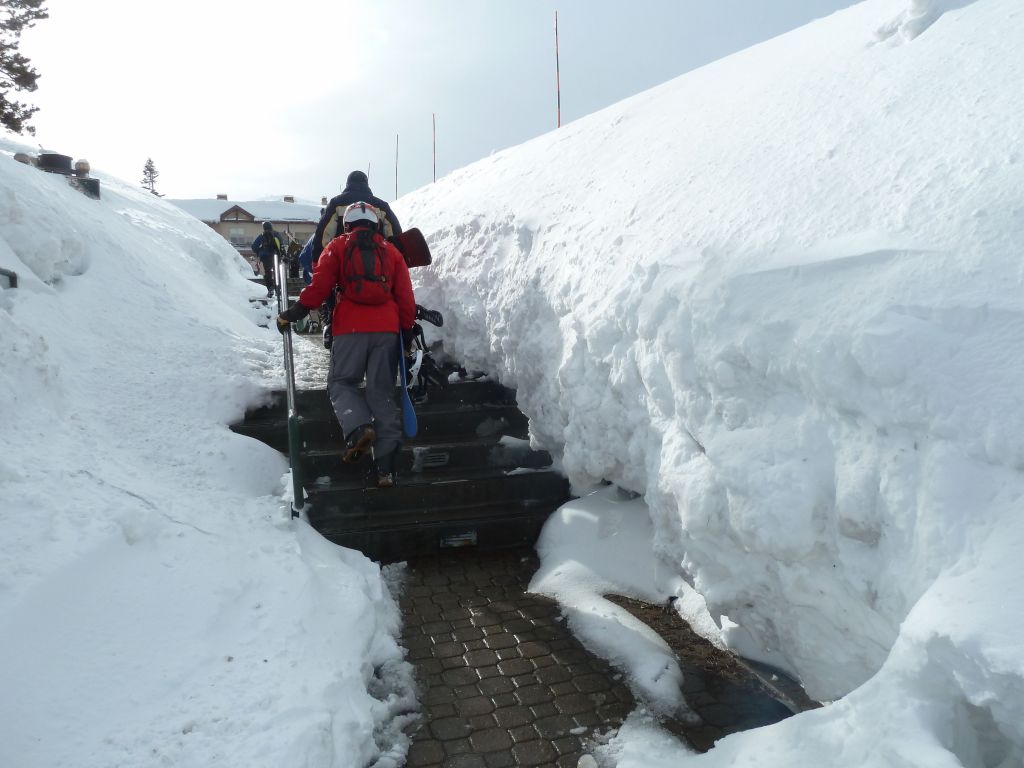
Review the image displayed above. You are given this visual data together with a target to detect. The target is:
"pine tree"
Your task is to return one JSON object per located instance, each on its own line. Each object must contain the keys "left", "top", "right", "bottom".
{"left": 141, "top": 157, "right": 161, "bottom": 196}
{"left": 0, "top": 0, "right": 48, "bottom": 135}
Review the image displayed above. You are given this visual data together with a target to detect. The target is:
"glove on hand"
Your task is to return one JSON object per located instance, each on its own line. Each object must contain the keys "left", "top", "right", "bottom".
{"left": 415, "top": 305, "right": 444, "bottom": 327}
{"left": 277, "top": 302, "right": 310, "bottom": 334}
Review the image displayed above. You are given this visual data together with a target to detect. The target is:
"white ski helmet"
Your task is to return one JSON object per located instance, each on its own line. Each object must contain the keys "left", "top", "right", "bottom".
{"left": 343, "top": 201, "right": 379, "bottom": 228}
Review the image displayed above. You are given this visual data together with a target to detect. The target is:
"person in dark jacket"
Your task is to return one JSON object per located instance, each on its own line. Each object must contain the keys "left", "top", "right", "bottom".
{"left": 277, "top": 202, "right": 416, "bottom": 488}
{"left": 251, "top": 221, "right": 284, "bottom": 297}
{"left": 313, "top": 170, "right": 402, "bottom": 261}
{"left": 285, "top": 236, "right": 302, "bottom": 280}
{"left": 313, "top": 171, "right": 403, "bottom": 347}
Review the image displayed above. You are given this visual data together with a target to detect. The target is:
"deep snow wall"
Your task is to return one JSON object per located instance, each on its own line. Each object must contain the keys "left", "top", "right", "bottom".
{"left": 0, "top": 142, "right": 415, "bottom": 768}
{"left": 399, "top": 0, "right": 1024, "bottom": 705}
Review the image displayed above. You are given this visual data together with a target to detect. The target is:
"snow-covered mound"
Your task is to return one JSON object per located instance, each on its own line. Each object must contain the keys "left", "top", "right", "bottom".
{"left": 0, "top": 141, "right": 413, "bottom": 768}
{"left": 399, "top": 0, "right": 1024, "bottom": 762}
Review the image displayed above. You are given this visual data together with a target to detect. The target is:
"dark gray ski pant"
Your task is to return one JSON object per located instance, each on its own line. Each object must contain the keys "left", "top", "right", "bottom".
{"left": 327, "top": 332, "right": 401, "bottom": 460}
{"left": 258, "top": 255, "right": 277, "bottom": 295}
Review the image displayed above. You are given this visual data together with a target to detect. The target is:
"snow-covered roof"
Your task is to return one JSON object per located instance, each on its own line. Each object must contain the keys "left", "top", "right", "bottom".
{"left": 168, "top": 198, "right": 321, "bottom": 224}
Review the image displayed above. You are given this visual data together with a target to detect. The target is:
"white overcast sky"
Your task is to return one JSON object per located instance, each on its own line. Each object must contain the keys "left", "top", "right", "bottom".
{"left": 19, "top": 0, "right": 858, "bottom": 203}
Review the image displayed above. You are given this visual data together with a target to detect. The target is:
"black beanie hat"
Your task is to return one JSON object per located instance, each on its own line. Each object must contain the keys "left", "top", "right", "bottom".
{"left": 346, "top": 170, "right": 369, "bottom": 187}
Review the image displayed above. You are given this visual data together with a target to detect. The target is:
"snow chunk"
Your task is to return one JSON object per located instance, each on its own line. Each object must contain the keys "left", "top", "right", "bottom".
{"left": 876, "top": 0, "right": 978, "bottom": 42}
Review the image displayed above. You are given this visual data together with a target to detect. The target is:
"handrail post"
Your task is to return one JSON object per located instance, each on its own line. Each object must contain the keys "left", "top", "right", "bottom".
{"left": 275, "top": 252, "right": 304, "bottom": 518}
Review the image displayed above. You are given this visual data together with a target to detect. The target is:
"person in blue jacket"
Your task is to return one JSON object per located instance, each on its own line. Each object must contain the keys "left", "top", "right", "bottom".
{"left": 251, "top": 221, "right": 283, "bottom": 297}
{"left": 297, "top": 233, "right": 315, "bottom": 285}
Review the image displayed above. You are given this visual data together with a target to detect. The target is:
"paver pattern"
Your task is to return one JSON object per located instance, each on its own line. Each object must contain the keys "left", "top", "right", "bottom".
{"left": 400, "top": 550, "right": 635, "bottom": 768}
{"left": 400, "top": 550, "right": 802, "bottom": 766}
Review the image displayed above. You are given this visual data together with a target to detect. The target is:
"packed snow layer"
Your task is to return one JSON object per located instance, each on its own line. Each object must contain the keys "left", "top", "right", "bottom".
{"left": 399, "top": 0, "right": 1024, "bottom": 762}
{"left": 0, "top": 142, "right": 413, "bottom": 768}
{"left": 529, "top": 487, "right": 705, "bottom": 718}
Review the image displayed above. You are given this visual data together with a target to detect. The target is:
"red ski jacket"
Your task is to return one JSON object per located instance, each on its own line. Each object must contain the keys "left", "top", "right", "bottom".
{"left": 297, "top": 230, "right": 415, "bottom": 336}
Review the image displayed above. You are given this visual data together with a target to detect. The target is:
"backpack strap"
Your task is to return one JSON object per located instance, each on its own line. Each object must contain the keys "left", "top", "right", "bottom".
{"left": 333, "top": 206, "right": 345, "bottom": 240}
{"left": 378, "top": 209, "right": 394, "bottom": 239}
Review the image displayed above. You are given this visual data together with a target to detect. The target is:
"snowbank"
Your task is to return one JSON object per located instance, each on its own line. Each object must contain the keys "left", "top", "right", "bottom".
{"left": 0, "top": 140, "right": 413, "bottom": 768}
{"left": 398, "top": 0, "right": 1024, "bottom": 762}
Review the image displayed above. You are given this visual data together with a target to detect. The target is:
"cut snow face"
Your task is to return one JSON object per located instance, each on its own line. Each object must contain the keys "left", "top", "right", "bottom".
{"left": 396, "top": 0, "right": 1024, "bottom": 764}
{"left": 0, "top": 139, "right": 415, "bottom": 768}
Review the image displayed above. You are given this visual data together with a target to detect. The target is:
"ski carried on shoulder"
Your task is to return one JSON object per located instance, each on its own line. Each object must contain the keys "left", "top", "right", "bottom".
{"left": 398, "top": 332, "right": 418, "bottom": 437}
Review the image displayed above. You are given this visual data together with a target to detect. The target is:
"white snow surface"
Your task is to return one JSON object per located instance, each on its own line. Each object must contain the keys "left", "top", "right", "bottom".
{"left": 397, "top": 0, "right": 1024, "bottom": 763}
{"left": 529, "top": 486, "right": 718, "bottom": 720}
{"left": 0, "top": 140, "right": 414, "bottom": 768}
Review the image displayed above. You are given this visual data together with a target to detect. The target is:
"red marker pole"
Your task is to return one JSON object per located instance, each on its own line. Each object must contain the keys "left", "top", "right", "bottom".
{"left": 555, "top": 11, "right": 561, "bottom": 128}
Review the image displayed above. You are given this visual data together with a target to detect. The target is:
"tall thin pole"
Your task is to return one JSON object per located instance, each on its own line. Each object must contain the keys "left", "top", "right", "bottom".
{"left": 274, "top": 252, "right": 304, "bottom": 517}
{"left": 395, "top": 133, "right": 399, "bottom": 199}
{"left": 433, "top": 113, "right": 437, "bottom": 183}
{"left": 555, "top": 11, "right": 561, "bottom": 128}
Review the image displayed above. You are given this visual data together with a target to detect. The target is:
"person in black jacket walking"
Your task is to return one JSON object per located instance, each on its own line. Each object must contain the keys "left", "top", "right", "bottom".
{"left": 313, "top": 170, "right": 402, "bottom": 261}
{"left": 312, "top": 171, "right": 403, "bottom": 345}
{"left": 251, "top": 221, "right": 284, "bottom": 297}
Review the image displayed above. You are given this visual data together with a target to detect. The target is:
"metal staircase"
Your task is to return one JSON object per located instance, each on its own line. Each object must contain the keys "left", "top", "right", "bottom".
{"left": 232, "top": 378, "right": 572, "bottom": 563}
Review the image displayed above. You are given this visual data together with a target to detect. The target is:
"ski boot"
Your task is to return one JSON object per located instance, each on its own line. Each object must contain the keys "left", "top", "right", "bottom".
{"left": 342, "top": 424, "right": 375, "bottom": 464}
{"left": 320, "top": 296, "right": 335, "bottom": 349}
{"left": 371, "top": 451, "right": 397, "bottom": 488}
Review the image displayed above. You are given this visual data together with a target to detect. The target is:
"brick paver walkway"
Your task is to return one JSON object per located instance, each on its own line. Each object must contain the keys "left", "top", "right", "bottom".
{"left": 400, "top": 551, "right": 635, "bottom": 768}
{"left": 398, "top": 549, "right": 798, "bottom": 766}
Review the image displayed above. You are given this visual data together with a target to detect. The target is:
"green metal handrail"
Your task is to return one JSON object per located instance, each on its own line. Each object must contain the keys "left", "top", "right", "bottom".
{"left": 274, "top": 252, "right": 305, "bottom": 517}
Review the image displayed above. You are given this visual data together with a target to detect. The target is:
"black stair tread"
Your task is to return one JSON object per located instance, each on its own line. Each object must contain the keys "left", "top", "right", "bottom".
{"left": 231, "top": 405, "right": 526, "bottom": 435}
{"left": 309, "top": 498, "right": 565, "bottom": 531}
{"left": 232, "top": 416, "right": 530, "bottom": 455}
{"left": 300, "top": 437, "right": 552, "bottom": 481}
{"left": 300, "top": 433, "right": 534, "bottom": 458}
{"left": 306, "top": 464, "right": 565, "bottom": 494}
{"left": 263, "top": 380, "right": 517, "bottom": 413}
{"left": 240, "top": 400, "right": 522, "bottom": 426}
{"left": 236, "top": 408, "right": 529, "bottom": 448}
{"left": 321, "top": 409, "right": 525, "bottom": 443}
{"left": 305, "top": 468, "right": 570, "bottom": 517}
{"left": 291, "top": 378, "right": 510, "bottom": 395}
{"left": 313, "top": 501, "right": 562, "bottom": 562}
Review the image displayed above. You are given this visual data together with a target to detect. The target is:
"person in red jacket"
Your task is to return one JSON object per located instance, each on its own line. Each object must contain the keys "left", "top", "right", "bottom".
{"left": 277, "top": 202, "right": 416, "bottom": 487}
